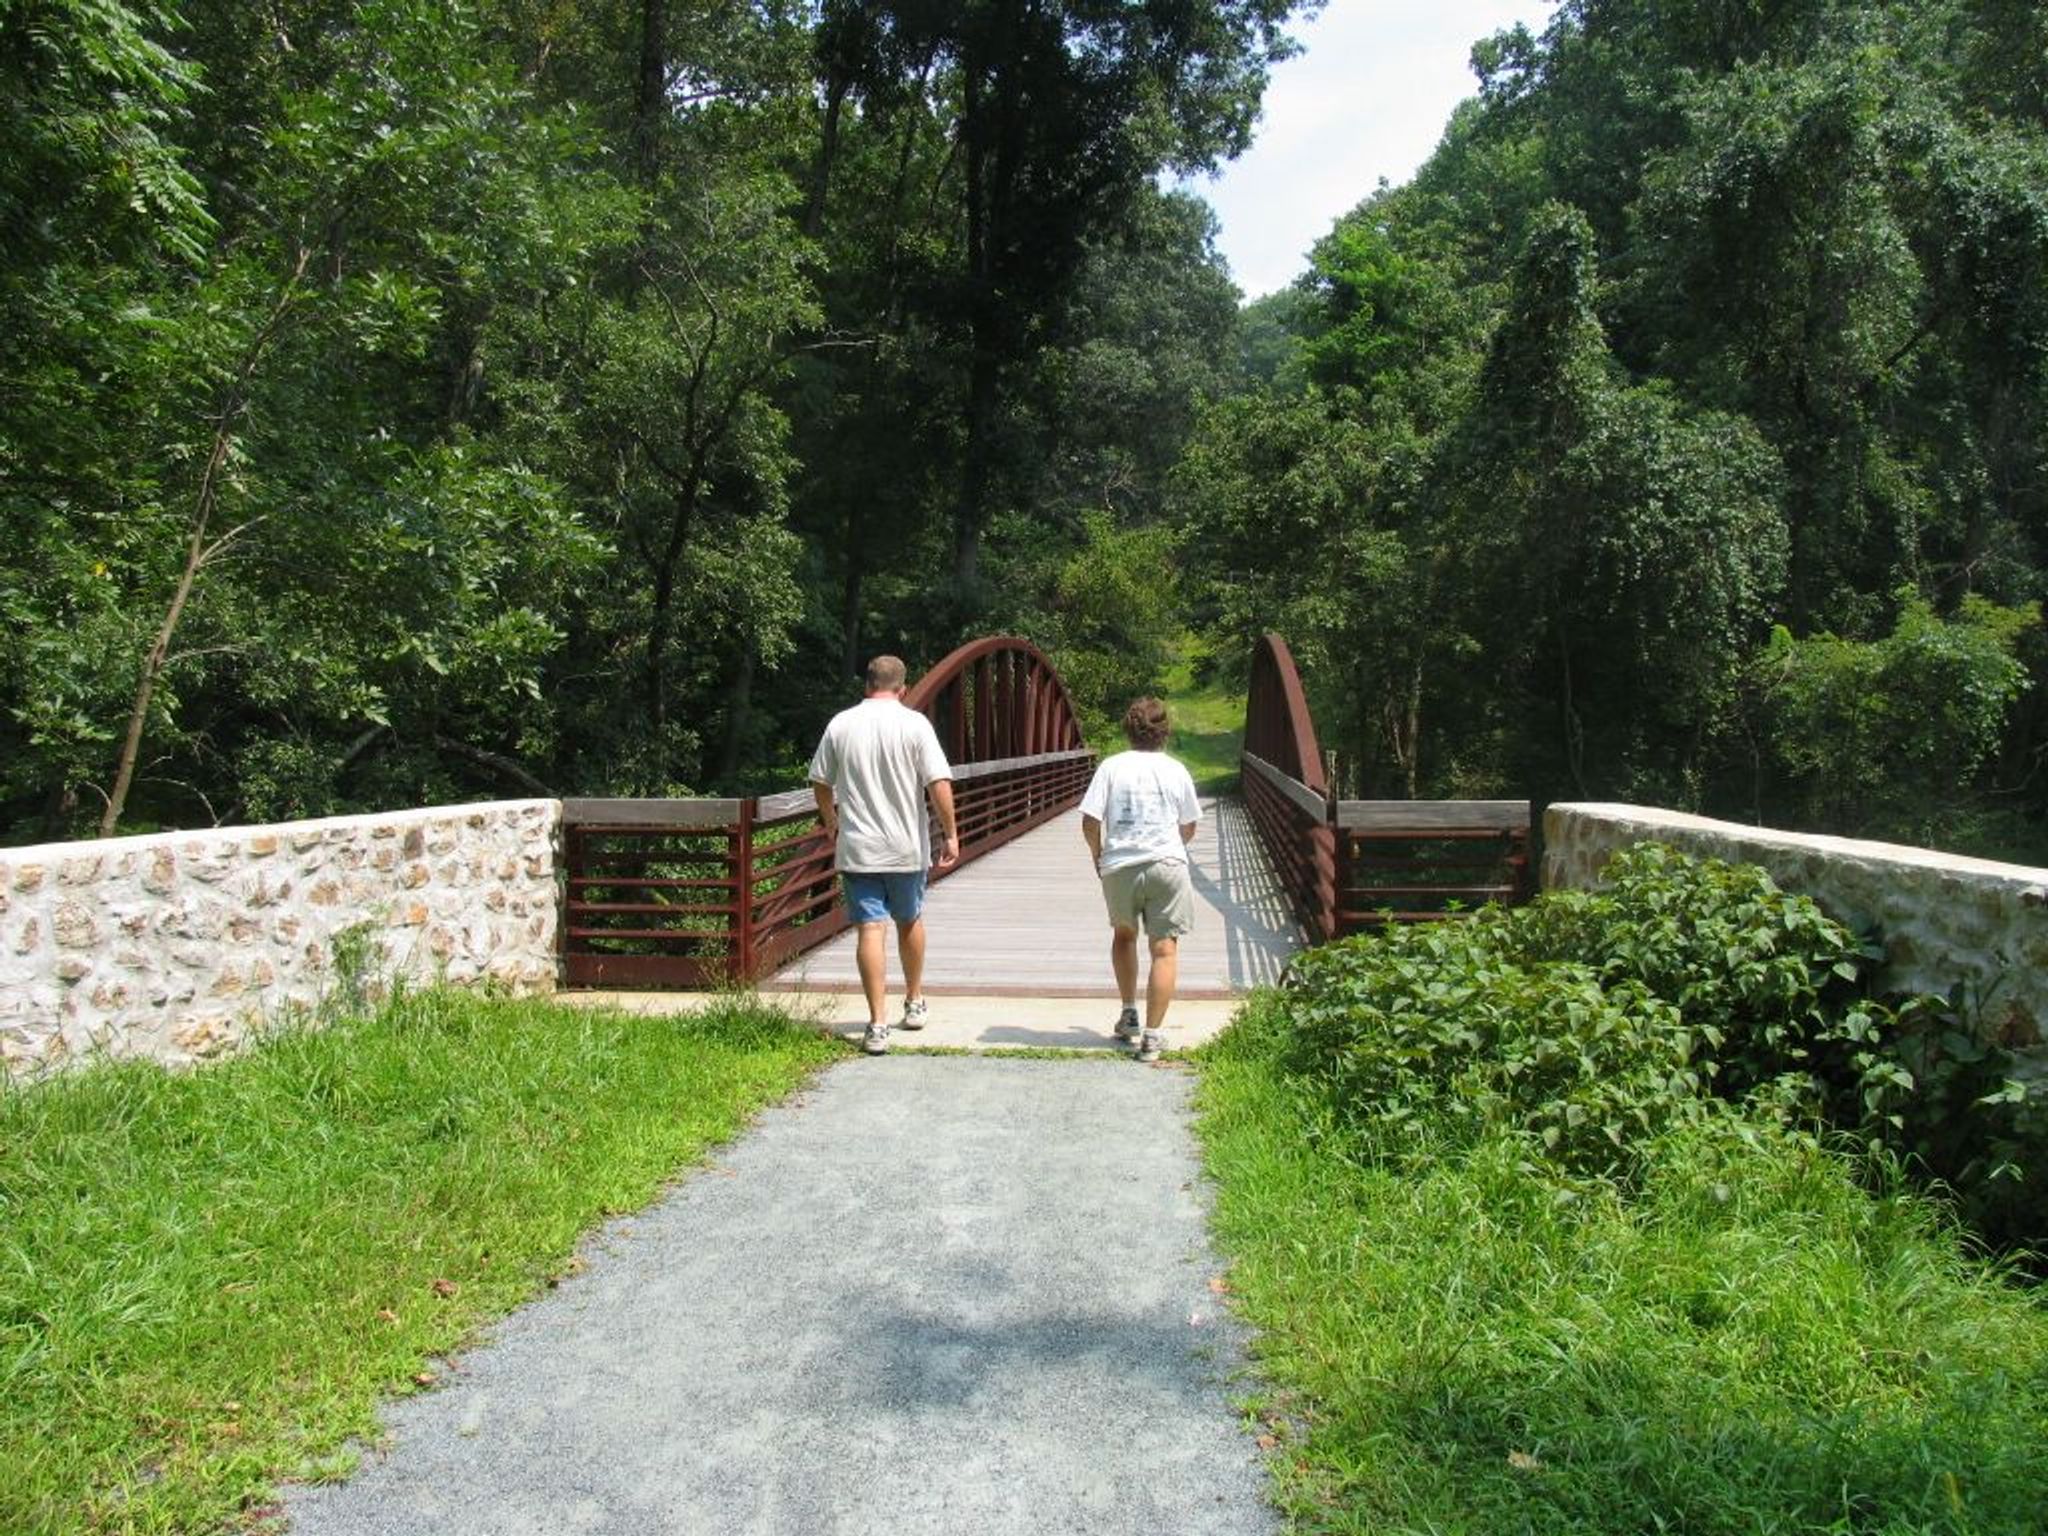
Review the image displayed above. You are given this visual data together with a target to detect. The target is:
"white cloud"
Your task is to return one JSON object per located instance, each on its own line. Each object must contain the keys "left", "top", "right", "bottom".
{"left": 1192, "top": 0, "right": 1558, "bottom": 300}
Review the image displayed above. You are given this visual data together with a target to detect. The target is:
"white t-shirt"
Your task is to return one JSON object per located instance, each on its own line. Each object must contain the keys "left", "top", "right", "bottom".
{"left": 1080, "top": 750, "right": 1201, "bottom": 874}
{"left": 808, "top": 698, "right": 954, "bottom": 873}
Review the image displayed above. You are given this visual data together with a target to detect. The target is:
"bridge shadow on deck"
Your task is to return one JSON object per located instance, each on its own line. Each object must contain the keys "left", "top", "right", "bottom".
{"left": 1187, "top": 796, "right": 1301, "bottom": 993}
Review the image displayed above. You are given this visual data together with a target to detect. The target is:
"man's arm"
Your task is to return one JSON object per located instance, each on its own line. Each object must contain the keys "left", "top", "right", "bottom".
{"left": 1180, "top": 820, "right": 1199, "bottom": 844}
{"left": 810, "top": 780, "right": 838, "bottom": 843}
{"left": 1082, "top": 814, "right": 1103, "bottom": 866}
{"left": 927, "top": 778, "right": 960, "bottom": 869}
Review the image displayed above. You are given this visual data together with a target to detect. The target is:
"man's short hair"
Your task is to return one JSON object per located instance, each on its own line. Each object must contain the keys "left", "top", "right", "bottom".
{"left": 1122, "top": 697, "right": 1170, "bottom": 750}
{"left": 865, "top": 654, "right": 908, "bottom": 693}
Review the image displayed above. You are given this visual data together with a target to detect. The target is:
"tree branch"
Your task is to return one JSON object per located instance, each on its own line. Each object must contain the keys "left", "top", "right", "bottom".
{"left": 430, "top": 734, "right": 555, "bottom": 797}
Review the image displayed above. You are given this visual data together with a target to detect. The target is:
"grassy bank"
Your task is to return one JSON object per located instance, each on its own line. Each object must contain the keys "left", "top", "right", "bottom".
{"left": 1160, "top": 651, "right": 1244, "bottom": 794}
{"left": 1197, "top": 1017, "right": 2048, "bottom": 1532}
{"left": 0, "top": 991, "right": 840, "bottom": 1535}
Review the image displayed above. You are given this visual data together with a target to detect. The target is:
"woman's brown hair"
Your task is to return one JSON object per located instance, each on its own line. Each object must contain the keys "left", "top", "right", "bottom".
{"left": 1121, "top": 697, "right": 1170, "bottom": 750}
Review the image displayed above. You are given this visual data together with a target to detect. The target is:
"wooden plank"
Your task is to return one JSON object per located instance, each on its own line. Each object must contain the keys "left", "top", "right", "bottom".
{"left": 567, "top": 924, "right": 734, "bottom": 940}
{"left": 756, "top": 788, "right": 817, "bottom": 821}
{"left": 951, "top": 748, "right": 1093, "bottom": 783}
{"left": 562, "top": 798, "right": 744, "bottom": 827}
{"left": 755, "top": 752, "right": 1091, "bottom": 818}
{"left": 1242, "top": 751, "right": 1329, "bottom": 822}
{"left": 1334, "top": 799, "right": 1530, "bottom": 832}
{"left": 566, "top": 953, "right": 726, "bottom": 988}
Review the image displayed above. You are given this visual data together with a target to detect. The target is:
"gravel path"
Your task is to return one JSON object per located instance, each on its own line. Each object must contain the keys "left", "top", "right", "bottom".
{"left": 284, "top": 1057, "right": 1276, "bottom": 1535}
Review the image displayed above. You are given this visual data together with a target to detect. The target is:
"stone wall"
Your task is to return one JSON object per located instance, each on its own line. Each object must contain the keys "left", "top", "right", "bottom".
{"left": 0, "top": 800, "right": 561, "bottom": 1075}
{"left": 1544, "top": 802, "right": 2048, "bottom": 1042}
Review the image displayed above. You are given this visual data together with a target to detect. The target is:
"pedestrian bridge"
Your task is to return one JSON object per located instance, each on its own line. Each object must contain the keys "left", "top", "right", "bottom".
{"left": 766, "top": 800, "right": 1296, "bottom": 1000}
{"left": 560, "top": 635, "right": 1533, "bottom": 1003}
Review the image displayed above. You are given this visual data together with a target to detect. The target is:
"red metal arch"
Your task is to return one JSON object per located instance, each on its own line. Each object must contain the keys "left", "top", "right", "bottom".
{"left": 1245, "top": 632, "right": 1327, "bottom": 794}
{"left": 905, "top": 635, "right": 1087, "bottom": 766}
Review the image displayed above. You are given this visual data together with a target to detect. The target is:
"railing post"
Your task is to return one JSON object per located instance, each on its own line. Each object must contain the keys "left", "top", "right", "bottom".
{"left": 973, "top": 657, "right": 992, "bottom": 760}
{"left": 733, "top": 798, "right": 756, "bottom": 983}
{"left": 1328, "top": 799, "right": 1348, "bottom": 941}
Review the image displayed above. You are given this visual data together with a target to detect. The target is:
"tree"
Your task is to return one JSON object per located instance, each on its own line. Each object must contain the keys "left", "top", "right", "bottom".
{"left": 1749, "top": 591, "right": 2040, "bottom": 838}
{"left": 806, "top": 0, "right": 1309, "bottom": 606}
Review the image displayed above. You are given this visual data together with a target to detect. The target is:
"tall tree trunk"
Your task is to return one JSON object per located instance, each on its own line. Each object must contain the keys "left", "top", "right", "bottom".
{"left": 952, "top": 7, "right": 1023, "bottom": 606}
{"left": 1558, "top": 625, "right": 1588, "bottom": 799}
{"left": 101, "top": 247, "right": 310, "bottom": 836}
{"left": 954, "top": 54, "right": 991, "bottom": 600}
{"left": 840, "top": 507, "right": 865, "bottom": 680}
{"left": 643, "top": 483, "right": 697, "bottom": 732}
{"left": 1401, "top": 663, "right": 1422, "bottom": 799}
{"left": 802, "top": 72, "right": 850, "bottom": 239}
{"left": 714, "top": 646, "right": 756, "bottom": 783}
{"left": 955, "top": 342, "right": 998, "bottom": 594}
{"left": 635, "top": 0, "right": 666, "bottom": 186}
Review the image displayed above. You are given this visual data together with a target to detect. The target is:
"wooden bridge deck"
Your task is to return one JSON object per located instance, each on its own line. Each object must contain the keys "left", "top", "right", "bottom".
{"left": 763, "top": 797, "right": 1302, "bottom": 999}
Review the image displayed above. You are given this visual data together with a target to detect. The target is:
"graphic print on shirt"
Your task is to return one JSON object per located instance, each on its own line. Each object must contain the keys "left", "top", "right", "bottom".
{"left": 1109, "top": 779, "right": 1175, "bottom": 837}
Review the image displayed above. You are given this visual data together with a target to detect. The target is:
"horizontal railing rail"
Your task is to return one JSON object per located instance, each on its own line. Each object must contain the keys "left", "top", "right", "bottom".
{"left": 1242, "top": 751, "right": 1337, "bottom": 942}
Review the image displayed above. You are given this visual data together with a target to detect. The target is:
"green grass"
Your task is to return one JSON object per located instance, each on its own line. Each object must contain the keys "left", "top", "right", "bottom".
{"left": 0, "top": 989, "right": 842, "bottom": 1536}
{"left": 1160, "top": 649, "right": 1245, "bottom": 795}
{"left": 1195, "top": 997, "right": 2048, "bottom": 1535}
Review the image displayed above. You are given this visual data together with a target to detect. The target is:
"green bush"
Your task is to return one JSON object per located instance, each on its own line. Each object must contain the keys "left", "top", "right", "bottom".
{"left": 1264, "top": 842, "right": 2046, "bottom": 1255}
{"left": 1511, "top": 842, "right": 1903, "bottom": 1116}
{"left": 1886, "top": 992, "right": 2048, "bottom": 1254}
{"left": 1274, "top": 844, "right": 1892, "bottom": 1182}
{"left": 1279, "top": 920, "right": 1705, "bottom": 1179}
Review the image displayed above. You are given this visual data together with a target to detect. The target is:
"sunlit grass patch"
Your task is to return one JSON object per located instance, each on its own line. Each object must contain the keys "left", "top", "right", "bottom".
{"left": 1160, "top": 648, "right": 1244, "bottom": 795}
{"left": 0, "top": 990, "right": 841, "bottom": 1536}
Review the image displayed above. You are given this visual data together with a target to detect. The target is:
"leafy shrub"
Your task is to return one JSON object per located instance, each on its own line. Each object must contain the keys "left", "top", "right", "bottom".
{"left": 1509, "top": 842, "right": 1903, "bottom": 1118}
{"left": 1279, "top": 917, "right": 1706, "bottom": 1180}
{"left": 1272, "top": 845, "right": 1909, "bottom": 1184}
{"left": 1886, "top": 992, "right": 2048, "bottom": 1253}
{"left": 1263, "top": 841, "right": 2048, "bottom": 1257}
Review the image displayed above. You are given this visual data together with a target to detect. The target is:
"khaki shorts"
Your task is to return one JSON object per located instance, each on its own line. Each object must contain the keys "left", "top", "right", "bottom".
{"left": 1099, "top": 859, "right": 1195, "bottom": 941}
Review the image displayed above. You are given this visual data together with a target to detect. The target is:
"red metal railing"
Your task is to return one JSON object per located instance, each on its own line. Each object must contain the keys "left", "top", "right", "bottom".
{"left": 1243, "top": 634, "right": 1339, "bottom": 941}
{"left": 1243, "top": 632, "right": 1533, "bottom": 939}
{"left": 561, "top": 637, "right": 1094, "bottom": 988}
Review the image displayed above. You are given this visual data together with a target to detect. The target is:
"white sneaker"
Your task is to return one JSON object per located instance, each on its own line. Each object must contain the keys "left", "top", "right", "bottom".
{"left": 1112, "top": 1008, "right": 1141, "bottom": 1045}
{"left": 862, "top": 1022, "right": 890, "bottom": 1055}
{"left": 899, "top": 998, "right": 930, "bottom": 1031}
{"left": 1136, "top": 1031, "right": 1163, "bottom": 1063}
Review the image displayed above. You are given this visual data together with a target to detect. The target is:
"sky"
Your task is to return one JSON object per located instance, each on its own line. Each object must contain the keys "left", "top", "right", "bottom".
{"left": 1191, "top": 0, "right": 1559, "bottom": 300}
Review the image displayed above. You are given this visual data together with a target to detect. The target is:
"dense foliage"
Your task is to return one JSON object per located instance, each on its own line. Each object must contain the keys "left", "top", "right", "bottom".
{"left": 1178, "top": 0, "right": 2048, "bottom": 855}
{"left": 4, "top": 0, "right": 2045, "bottom": 858}
{"left": 0, "top": 0, "right": 1299, "bottom": 834}
{"left": 1200, "top": 844, "right": 2048, "bottom": 1530}
{"left": 1250, "top": 843, "right": 2046, "bottom": 1251}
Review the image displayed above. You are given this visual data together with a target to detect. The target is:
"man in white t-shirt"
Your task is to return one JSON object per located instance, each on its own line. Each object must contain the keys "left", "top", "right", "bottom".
{"left": 809, "top": 655, "right": 959, "bottom": 1054}
{"left": 1079, "top": 697, "right": 1202, "bottom": 1062}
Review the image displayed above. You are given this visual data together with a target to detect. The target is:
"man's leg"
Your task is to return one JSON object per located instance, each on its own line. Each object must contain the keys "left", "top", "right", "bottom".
{"left": 898, "top": 916, "right": 926, "bottom": 1001}
{"left": 855, "top": 921, "right": 890, "bottom": 1025}
{"left": 1111, "top": 925, "right": 1140, "bottom": 1008}
{"left": 889, "top": 872, "right": 932, "bottom": 1029}
{"left": 1145, "top": 936, "right": 1179, "bottom": 1033}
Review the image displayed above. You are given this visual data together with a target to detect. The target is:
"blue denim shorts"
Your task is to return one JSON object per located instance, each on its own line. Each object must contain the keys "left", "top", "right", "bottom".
{"left": 841, "top": 870, "right": 927, "bottom": 925}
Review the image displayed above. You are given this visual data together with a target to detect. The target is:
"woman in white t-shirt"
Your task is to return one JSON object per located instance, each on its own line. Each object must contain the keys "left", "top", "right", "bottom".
{"left": 1079, "top": 698, "right": 1201, "bottom": 1062}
